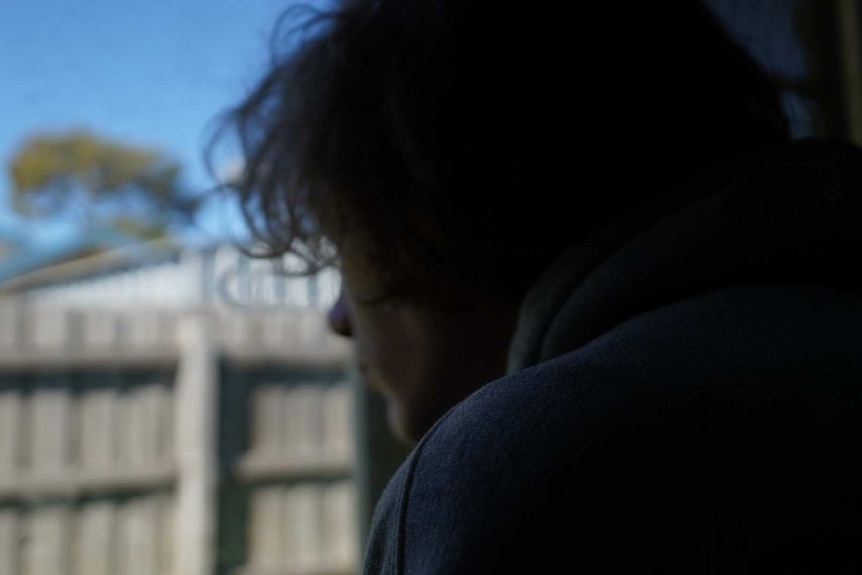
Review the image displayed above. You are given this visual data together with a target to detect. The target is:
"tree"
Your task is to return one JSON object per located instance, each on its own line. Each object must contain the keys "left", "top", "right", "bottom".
{"left": 8, "top": 130, "right": 202, "bottom": 238}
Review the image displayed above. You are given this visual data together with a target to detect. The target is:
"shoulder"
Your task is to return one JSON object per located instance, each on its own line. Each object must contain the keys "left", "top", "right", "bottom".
{"left": 364, "top": 284, "right": 862, "bottom": 574}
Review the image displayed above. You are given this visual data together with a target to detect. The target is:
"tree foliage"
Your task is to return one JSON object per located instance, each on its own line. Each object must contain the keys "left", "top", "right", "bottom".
{"left": 8, "top": 130, "right": 201, "bottom": 237}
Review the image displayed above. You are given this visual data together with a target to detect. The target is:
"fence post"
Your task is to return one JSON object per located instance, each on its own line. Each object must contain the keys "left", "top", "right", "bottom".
{"left": 174, "top": 313, "right": 219, "bottom": 575}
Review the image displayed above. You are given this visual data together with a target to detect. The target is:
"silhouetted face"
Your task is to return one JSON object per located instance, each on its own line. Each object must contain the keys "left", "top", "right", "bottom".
{"left": 326, "top": 256, "right": 519, "bottom": 444}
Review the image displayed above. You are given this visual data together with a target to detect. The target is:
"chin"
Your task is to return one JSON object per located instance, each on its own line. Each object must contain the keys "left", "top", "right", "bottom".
{"left": 362, "top": 370, "right": 393, "bottom": 400}
{"left": 386, "top": 401, "right": 421, "bottom": 446}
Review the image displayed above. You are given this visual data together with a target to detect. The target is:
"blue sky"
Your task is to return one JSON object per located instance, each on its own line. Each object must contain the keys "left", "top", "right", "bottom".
{"left": 0, "top": 0, "right": 310, "bottom": 248}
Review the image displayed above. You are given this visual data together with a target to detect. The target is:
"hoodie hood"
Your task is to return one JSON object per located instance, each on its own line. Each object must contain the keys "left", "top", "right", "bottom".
{"left": 509, "top": 138, "right": 862, "bottom": 372}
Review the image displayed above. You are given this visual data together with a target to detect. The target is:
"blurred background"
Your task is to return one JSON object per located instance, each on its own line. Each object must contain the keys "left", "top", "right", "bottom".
{"left": 0, "top": 1, "right": 860, "bottom": 574}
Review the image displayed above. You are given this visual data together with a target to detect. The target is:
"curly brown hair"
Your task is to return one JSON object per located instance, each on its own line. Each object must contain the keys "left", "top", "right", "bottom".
{"left": 207, "top": 0, "right": 790, "bottom": 307}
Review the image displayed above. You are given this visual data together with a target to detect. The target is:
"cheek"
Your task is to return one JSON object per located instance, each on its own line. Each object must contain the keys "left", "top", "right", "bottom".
{"left": 358, "top": 324, "right": 412, "bottom": 383}
{"left": 349, "top": 309, "right": 422, "bottom": 392}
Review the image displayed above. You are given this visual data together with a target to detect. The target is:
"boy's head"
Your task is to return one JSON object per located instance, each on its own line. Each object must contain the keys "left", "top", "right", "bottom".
{"left": 211, "top": 0, "right": 791, "bottom": 441}
{"left": 213, "top": 0, "right": 789, "bottom": 309}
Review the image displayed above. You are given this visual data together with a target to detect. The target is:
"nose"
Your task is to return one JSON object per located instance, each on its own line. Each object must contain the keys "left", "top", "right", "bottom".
{"left": 326, "top": 289, "right": 353, "bottom": 337}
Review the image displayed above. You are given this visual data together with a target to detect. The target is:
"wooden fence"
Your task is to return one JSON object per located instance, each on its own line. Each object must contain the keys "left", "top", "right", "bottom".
{"left": 0, "top": 298, "right": 356, "bottom": 575}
